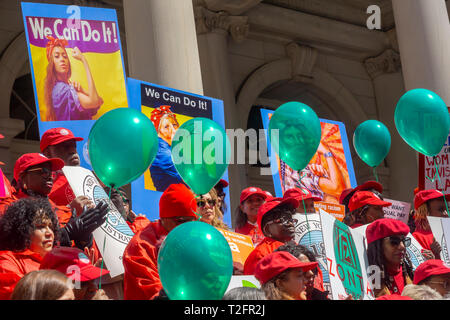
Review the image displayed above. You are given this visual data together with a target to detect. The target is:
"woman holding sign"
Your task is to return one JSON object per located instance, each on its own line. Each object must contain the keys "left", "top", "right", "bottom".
{"left": 44, "top": 36, "right": 103, "bottom": 121}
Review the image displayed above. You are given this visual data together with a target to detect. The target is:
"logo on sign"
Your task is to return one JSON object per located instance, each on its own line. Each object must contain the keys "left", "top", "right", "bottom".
{"left": 82, "top": 175, "right": 134, "bottom": 245}
{"left": 333, "top": 221, "right": 364, "bottom": 299}
{"left": 406, "top": 243, "right": 425, "bottom": 270}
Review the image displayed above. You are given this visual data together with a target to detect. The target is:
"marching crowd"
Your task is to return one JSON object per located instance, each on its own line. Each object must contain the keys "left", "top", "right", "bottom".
{"left": 0, "top": 127, "right": 449, "bottom": 301}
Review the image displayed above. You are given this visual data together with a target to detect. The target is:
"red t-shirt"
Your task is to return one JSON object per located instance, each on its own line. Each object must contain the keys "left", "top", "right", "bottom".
{"left": 235, "top": 222, "right": 265, "bottom": 246}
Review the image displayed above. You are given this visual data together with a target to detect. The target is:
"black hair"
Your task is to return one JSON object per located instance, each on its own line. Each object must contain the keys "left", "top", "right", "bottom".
{"left": 0, "top": 197, "right": 60, "bottom": 251}
{"left": 367, "top": 238, "right": 414, "bottom": 292}
{"left": 275, "top": 242, "right": 317, "bottom": 262}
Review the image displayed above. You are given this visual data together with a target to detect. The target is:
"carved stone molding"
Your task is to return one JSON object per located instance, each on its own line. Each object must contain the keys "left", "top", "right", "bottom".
{"left": 285, "top": 42, "right": 318, "bottom": 83}
{"left": 202, "top": 0, "right": 262, "bottom": 15}
{"left": 364, "top": 49, "right": 401, "bottom": 79}
{"left": 194, "top": 6, "right": 249, "bottom": 42}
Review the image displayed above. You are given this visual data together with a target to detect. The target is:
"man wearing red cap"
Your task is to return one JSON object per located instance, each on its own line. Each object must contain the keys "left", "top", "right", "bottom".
{"left": 366, "top": 218, "right": 414, "bottom": 297}
{"left": 243, "top": 196, "right": 299, "bottom": 275}
{"left": 413, "top": 259, "right": 450, "bottom": 297}
{"left": 40, "top": 246, "right": 110, "bottom": 300}
{"left": 412, "top": 189, "right": 449, "bottom": 259}
{"left": 234, "top": 187, "right": 268, "bottom": 246}
{"left": 345, "top": 190, "right": 391, "bottom": 228}
{"left": 284, "top": 187, "right": 322, "bottom": 213}
{"left": 122, "top": 184, "right": 198, "bottom": 300}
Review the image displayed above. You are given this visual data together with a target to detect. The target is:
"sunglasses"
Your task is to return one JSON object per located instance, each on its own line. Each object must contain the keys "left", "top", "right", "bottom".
{"left": 388, "top": 236, "right": 411, "bottom": 247}
{"left": 267, "top": 215, "right": 298, "bottom": 226}
{"left": 26, "top": 167, "right": 53, "bottom": 177}
{"left": 197, "top": 199, "right": 216, "bottom": 208}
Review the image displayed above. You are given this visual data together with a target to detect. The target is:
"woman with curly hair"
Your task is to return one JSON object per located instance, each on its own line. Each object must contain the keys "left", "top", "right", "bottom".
{"left": 366, "top": 218, "right": 415, "bottom": 298}
{"left": 0, "top": 197, "right": 60, "bottom": 299}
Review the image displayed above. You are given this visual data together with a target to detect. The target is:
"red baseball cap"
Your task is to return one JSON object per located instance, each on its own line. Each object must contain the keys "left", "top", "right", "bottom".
{"left": 215, "top": 179, "right": 229, "bottom": 188}
{"left": 414, "top": 189, "right": 450, "bottom": 210}
{"left": 284, "top": 187, "right": 322, "bottom": 202}
{"left": 40, "top": 247, "right": 110, "bottom": 282}
{"left": 254, "top": 251, "right": 318, "bottom": 285}
{"left": 365, "top": 218, "right": 410, "bottom": 244}
{"left": 264, "top": 191, "right": 274, "bottom": 201}
{"left": 40, "top": 128, "right": 83, "bottom": 152}
{"left": 339, "top": 181, "right": 383, "bottom": 205}
{"left": 375, "top": 294, "right": 413, "bottom": 300}
{"left": 256, "top": 197, "right": 299, "bottom": 233}
{"left": 348, "top": 190, "right": 392, "bottom": 212}
{"left": 413, "top": 259, "right": 450, "bottom": 285}
{"left": 13, "top": 153, "right": 64, "bottom": 181}
{"left": 159, "top": 184, "right": 198, "bottom": 219}
{"left": 240, "top": 187, "right": 267, "bottom": 204}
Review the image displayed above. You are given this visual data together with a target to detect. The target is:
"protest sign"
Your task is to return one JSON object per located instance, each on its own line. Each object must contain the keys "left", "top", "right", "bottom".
{"left": 127, "top": 78, "right": 230, "bottom": 224}
{"left": 418, "top": 134, "right": 450, "bottom": 191}
{"left": 293, "top": 212, "right": 332, "bottom": 296}
{"left": 427, "top": 216, "right": 450, "bottom": 264}
{"left": 260, "top": 109, "right": 356, "bottom": 202}
{"left": 353, "top": 224, "right": 426, "bottom": 271}
{"left": 21, "top": 2, "right": 128, "bottom": 170}
{"left": 62, "top": 166, "right": 134, "bottom": 278}
{"left": 442, "top": 218, "right": 450, "bottom": 264}
{"left": 320, "top": 210, "right": 375, "bottom": 300}
{"left": 382, "top": 198, "right": 411, "bottom": 224}
{"left": 225, "top": 276, "right": 260, "bottom": 294}
{"left": 314, "top": 202, "right": 345, "bottom": 221}
{"left": 216, "top": 228, "right": 254, "bottom": 268}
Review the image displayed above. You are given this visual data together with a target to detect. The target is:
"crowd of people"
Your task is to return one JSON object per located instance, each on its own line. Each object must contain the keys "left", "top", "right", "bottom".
{"left": 0, "top": 126, "right": 449, "bottom": 301}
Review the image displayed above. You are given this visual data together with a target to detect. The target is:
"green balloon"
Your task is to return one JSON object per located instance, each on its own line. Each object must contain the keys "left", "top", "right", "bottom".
{"left": 353, "top": 120, "right": 391, "bottom": 167}
{"left": 269, "top": 101, "right": 322, "bottom": 171}
{"left": 171, "top": 118, "right": 231, "bottom": 195}
{"left": 88, "top": 108, "right": 158, "bottom": 188}
{"left": 158, "top": 221, "right": 233, "bottom": 300}
{"left": 395, "top": 88, "right": 450, "bottom": 157}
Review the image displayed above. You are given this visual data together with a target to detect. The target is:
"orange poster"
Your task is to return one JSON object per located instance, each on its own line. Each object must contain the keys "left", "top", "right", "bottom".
{"left": 314, "top": 201, "right": 345, "bottom": 221}
{"left": 216, "top": 228, "right": 255, "bottom": 266}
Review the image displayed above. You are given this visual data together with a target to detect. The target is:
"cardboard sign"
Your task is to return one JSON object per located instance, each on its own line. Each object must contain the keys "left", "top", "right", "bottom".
{"left": 320, "top": 209, "right": 374, "bottom": 300}
{"left": 418, "top": 134, "right": 450, "bottom": 192}
{"left": 293, "top": 212, "right": 332, "bottom": 296}
{"left": 353, "top": 224, "right": 426, "bottom": 271}
{"left": 62, "top": 166, "right": 134, "bottom": 278}
{"left": 382, "top": 199, "right": 411, "bottom": 224}
{"left": 216, "top": 228, "right": 254, "bottom": 267}
{"left": 315, "top": 202, "right": 345, "bottom": 221}
{"left": 428, "top": 216, "right": 450, "bottom": 264}
{"left": 225, "top": 275, "right": 260, "bottom": 294}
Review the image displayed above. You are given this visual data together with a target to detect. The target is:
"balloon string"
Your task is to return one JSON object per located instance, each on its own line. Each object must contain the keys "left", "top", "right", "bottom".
{"left": 432, "top": 157, "right": 450, "bottom": 218}
{"left": 299, "top": 173, "right": 312, "bottom": 247}
{"left": 372, "top": 167, "right": 379, "bottom": 183}
{"left": 99, "top": 186, "right": 113, "bottom": 290}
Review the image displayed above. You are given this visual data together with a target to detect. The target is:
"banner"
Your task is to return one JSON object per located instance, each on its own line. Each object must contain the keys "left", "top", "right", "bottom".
{"left": 428, "top": 216, "right": 450, "bottom": 264}
{"left": 260, "top": 108, "right": 356, "bottom": 201}
{"left": 320, "top": 210, "right": 374, "bottom": 300}
{"left": 62, "top": 166, "right": 134, "bottom": 278}
{"left": 314, "top": 202, "right": 345, "bottom": 221}
{"left": 382, "top": 198, "right": 411, "bottom": 224}
{"left": 127, "top": 78, "right": 230, "bottom": 224}
{"left": 21, "top": 2, "right": 128, "bottom": 169}
{"left": 293, "top": 212, "right": 332, "bottom": 296}
{"left": 418, "top": 134, "right": 450, "bottom": 191}
{"left": 353, "top": 224, "right": 426, "bottom": 271}
{"left": 225, "top": 276, "right": 260, "bottom": 294}
{"left": 216, "top": 228, "right": 254, "bottom": 268}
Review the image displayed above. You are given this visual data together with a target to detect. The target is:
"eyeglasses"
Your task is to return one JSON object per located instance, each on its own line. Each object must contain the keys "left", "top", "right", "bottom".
{"left": 197, "top": 199, "right": 216, "bottom": 208}
{"left": 267, "top": 216, "right": 298, "bottom": 226}
{"left": 26, "top": 167, "right": 52, "bottom": 177}
{"left": 427, "top": 279, "right": 450, "bottom": 290}
{"left": 388, "top": 236, "right": 411, "bottom": 247}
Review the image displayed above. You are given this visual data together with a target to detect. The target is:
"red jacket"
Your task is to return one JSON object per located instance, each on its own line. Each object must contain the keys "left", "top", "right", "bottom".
{"left": 48, "top": 172, "right": 75, "bottom": 207}
{"left": 0, "top": 249, "right": 43, "bottom": 299}
{"left": 412, "top": 227, "right": 434, "bottom": 251}
{"left": 243, "top": 237, "right": 284, "bottom": 275}
{"left": 235, "top": 222, "right": 265, "bottom": 246}
{"left": 126, "top": 216, "right": 151, "bottom": 234}
{"left": 123, "top": 220, "right": 168, "bottom": 300}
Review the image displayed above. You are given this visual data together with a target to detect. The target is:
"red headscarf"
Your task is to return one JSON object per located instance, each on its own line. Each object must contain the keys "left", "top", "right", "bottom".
{"left": 46, "top": 36, "right": 69, "bottom": 61}
{"left": 150, "top": 105, "right": 177, "bottom": 131}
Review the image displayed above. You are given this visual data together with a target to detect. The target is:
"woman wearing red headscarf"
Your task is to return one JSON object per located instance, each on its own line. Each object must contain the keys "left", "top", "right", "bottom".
{"left": 149, "top": 105, "right": 185, "bottom": 192}
{"left": 44, "top": 36, "right": 103, "bottom": 121}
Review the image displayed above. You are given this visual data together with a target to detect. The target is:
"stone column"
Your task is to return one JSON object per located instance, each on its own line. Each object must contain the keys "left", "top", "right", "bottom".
{"left": 123, "top": 0, "right": 203, "bottom": 94}
{"left": 195, "top": 5, "right": 250, "bottom": 222}
{"left": 365, "top": 49, "right": 416, "bottom": 201}
{"left": 392, "top": 0, "right": 450, "bottom": 102}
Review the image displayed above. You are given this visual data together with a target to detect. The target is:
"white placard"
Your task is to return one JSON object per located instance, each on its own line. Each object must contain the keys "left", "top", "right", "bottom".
{"left": 383, "top": 199, "right": 411, "bottom": 224}
{"left": 319, "top": 209, "right": 374, "bottom": 300}
{"left": 62, "top": 166, "right": 134, "bottom": 277}
{"left": 429, "top": 216, "right": 450, "bottom": 264}
{"left": 225, "top": 275, "right": 260, "bottom": 294}
{"left": 442, "top": 219, "right": 450, "bottom": 264}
